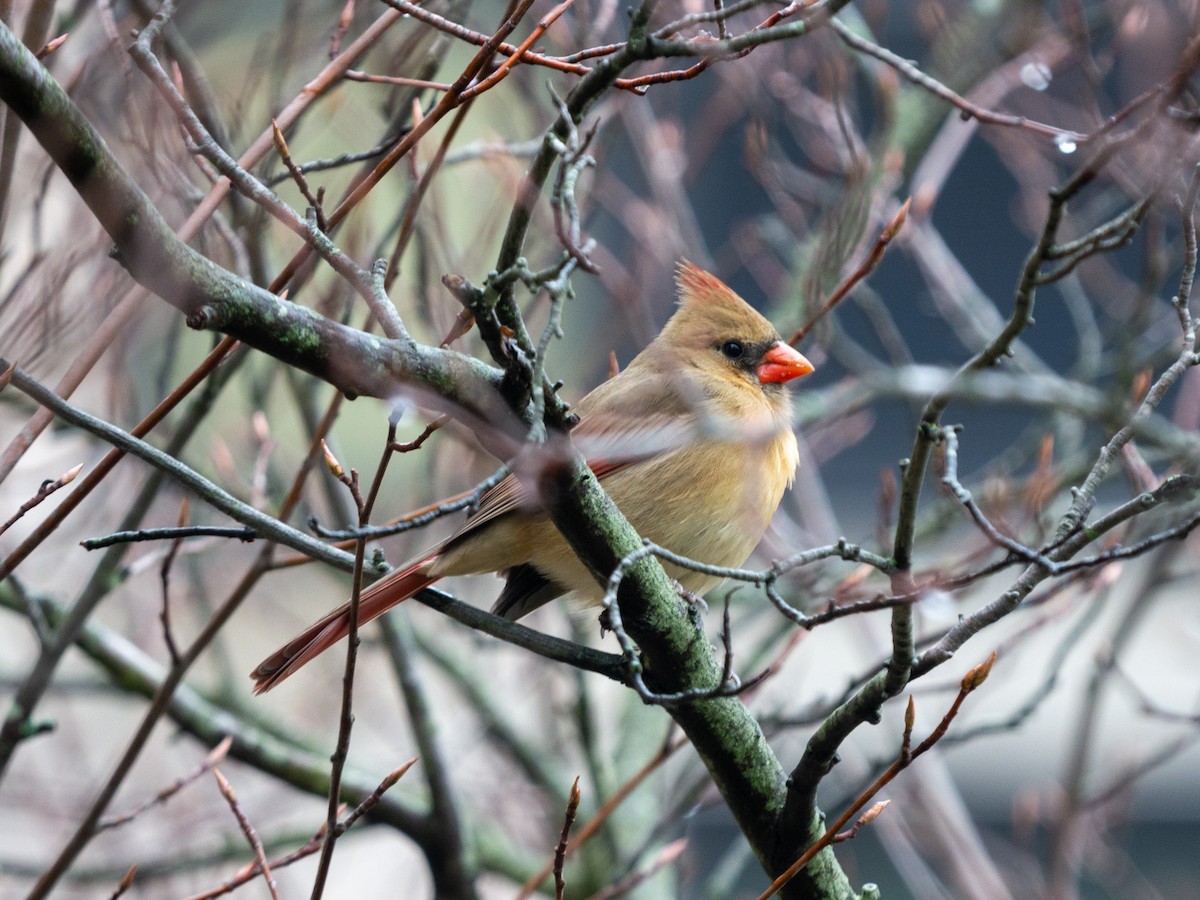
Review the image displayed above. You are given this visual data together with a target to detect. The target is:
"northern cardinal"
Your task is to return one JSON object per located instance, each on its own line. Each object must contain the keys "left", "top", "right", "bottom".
{"left": 251, "top": 263, "right": 813, "bottom": 692}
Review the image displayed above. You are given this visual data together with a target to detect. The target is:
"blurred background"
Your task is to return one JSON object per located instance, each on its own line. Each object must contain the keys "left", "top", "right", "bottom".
{"left": 2, "top": 0, "right": 1199, "bottom": 897}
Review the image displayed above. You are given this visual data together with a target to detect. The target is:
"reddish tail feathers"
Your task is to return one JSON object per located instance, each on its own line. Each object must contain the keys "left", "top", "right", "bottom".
{"left": 250, "top": 558, "right": 437, "bottom": 693}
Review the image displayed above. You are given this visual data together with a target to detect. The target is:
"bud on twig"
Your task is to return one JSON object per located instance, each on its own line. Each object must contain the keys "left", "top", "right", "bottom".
{"left": 270, "top": 120, "right": 289, "bottom": 159}
{"left": 961, "top": 651, "right": 997, "bottom": 692}
{"left": 882, "top": 197, "right": 911, "bottom": 242}
{"left": 115, "top": 864, "right": 137, "bottom": 897}
{"left": 381, "top": 758, "right": 418, "bottom": 791}
{"left": 252, "top": 411, "right": 270, "bottom": 443}
{"left": 204, "top": 735, "right": 233, "bottom": 768}
{"left": 59, "top": 463, "right": 84, "bottom": 486}
{"left": 213, "top": 767, "right": 237, "bottom": 803}
{"left": 858, "top": 799, "right": 890, "bottom": 827}
{"left": 321, "top": 440, "right": 344, "bottom": 478}
{"left": 36, "top": 34, "right": 68, "bottom": 60}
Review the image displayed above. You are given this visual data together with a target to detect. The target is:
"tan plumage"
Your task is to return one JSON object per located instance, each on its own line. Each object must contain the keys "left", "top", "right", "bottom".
{"left": 251, "top": 263, "right": 813, "bottom": 693}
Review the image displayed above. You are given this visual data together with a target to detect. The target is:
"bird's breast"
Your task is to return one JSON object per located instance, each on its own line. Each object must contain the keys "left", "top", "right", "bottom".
{"left": 603, "top": 424, "right": 798, "bottom": 593}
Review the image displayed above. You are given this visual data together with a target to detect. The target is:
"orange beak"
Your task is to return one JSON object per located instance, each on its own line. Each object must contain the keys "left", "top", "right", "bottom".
{"left": 756, "top": 342, "right": 815, "bottom": 384}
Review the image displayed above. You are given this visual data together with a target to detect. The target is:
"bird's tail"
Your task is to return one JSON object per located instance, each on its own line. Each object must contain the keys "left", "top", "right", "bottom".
{"left": 250, "top": 557, "right": 437, "bottom": 693}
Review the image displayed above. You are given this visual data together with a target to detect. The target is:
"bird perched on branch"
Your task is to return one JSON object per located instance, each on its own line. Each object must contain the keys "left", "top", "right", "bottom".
{"left": 252, "top": 263, "right": 814, "bottom": 693}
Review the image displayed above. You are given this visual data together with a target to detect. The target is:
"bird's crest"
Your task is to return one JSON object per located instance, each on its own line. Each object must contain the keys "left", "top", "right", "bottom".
{"left": 675, "top": 260, "right": 738, "bottom": 308}
{"left": 665, "top": 261, "right": 777, "bottom": 349}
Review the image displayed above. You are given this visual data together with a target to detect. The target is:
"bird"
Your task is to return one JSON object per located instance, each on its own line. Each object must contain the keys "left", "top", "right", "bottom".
{"left": 251, "top": 262, "right": 814, "bottom": 693}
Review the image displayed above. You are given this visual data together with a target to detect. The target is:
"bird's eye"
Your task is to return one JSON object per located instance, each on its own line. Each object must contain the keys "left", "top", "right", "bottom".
{"left": 720, "top": 340, "right": 744, "bottom": 359}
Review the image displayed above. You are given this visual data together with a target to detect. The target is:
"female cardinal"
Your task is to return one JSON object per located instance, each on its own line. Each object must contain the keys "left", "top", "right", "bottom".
{"left": 252, "top": 263, "right": 813, "bottom": 692}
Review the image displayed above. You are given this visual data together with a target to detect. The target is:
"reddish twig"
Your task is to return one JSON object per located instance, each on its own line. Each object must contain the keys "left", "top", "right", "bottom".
{"left": 184, "top": 760, "right": 416, "bottom": 900}
{"left": 758, "top": 652, "right": 996, "bottom": 899}
{"left": 459, "top": 0, "right": 577, "bottom": 101}
{"left": 108, "top": 865, "right": 137, "bottom": 900}
{"left": 383, "top": 97, "right": 475, "bottom": 289}
{"left": 0, "top": 461, "right": 82, "bottom": 538}
{"left": 516, "top": 733, "right": 688, "bottom": 899}
{"left": 391, "top": 416, "right": 446, "bottom": 453}
{"left": 213, "top": 769, "right": 280, "bottom": 900}
{"left": 310, "top": 442, "right": 367, "bottom": 898}
{"left": 271, "top": 120, "right": 327, "bottom": 231}
{"left": 309, "top": 416, "right": 413, "bottom": 897}
{"left": 35, "top": 33, "right": 67, "bottom": 60}
{"left": 832, "top": 800, "right": 890, "bottom": 843}
{"left": 584, "top": 838, "right": 689, "bottom": 900}
{"left": 344, "top": 69, "right": 453, "bottom": 91}
{"left": 554, "top": 777, "right": 582, "bottom": 900}
{"left": 617, "top": 58, "right": 710, "bottom": 89}
{"left": 329, "top": 0, "right": 354, "bottom": 57}
{"left": 788, "top": 198, "right": 910, "bottom": 346}
{"left": 97, "top": 736, "right": 233, "bottom": 832}
{"left": 157, "top": 496, "right": 189, "bottom": 667}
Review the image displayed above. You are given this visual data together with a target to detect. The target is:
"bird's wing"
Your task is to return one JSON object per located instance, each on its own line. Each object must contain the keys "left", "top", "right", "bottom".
{"left": 437, "top": 356, "right": 713, "bottom": 572}
{"left": 480, "top": 409, "right": 704, "bottom": 620}
{"left": 458, "top": 408, "right": 699, "bottom": 517}
{"left": 490, "top": 563, "right": 563, "bottom": 620}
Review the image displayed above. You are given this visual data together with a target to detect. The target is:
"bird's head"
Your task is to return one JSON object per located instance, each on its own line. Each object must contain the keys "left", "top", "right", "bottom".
{"left": 661, "top": 262, "right": 814, "bottom": 391}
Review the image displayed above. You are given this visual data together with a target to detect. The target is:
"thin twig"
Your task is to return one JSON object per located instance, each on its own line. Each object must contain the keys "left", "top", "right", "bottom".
{"left": 271, "top": 120, "right": 327, "bottom": 231}
{"left": 82, "top": 525, "right": 258, "bottom": 550}
{"left": 830, "top": 17, "right": 1085, "bottom": 142}
{"left": 554, "top": 776, "right": 582, "bottom": 900}
{"left": 758, "top": 654, "right": 996, "bottom": 899}
{"left": 97, "top": 736, "right": 232, "bottom": 831}
{"left": 310, "top": 442, "right": 368, "bottom": 899}
{"left": 344, "top": 68, "right": 453, "bottom": 90}
{"left": 212, "top": 769, "right": 280, "bottom": 900}
{"left": 584, "top": 838, "right": 688, "bottom": 900}
{"left": 182, "top": 759, "right": 417, "bottom": 900}
{"left": 108, "top": 865, "right": 137, "bottom": 900}
{"left": 0, "top": 462, "right": 82, "bottom": 537}
{"left": 788, "top": 198, "right": 910, "bottom": 346}
{"left": 157, "top": 497, "right": 190, "bottom": 667}
{"left": 515, "top": 732, "right": 688, "bottom": 899}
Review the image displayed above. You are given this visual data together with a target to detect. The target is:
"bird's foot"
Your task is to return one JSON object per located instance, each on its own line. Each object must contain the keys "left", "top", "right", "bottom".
{"left": 677, "top": 585, "right": 708, "bottom": 627}
{"left": 677, "top": 585, "right": 708, "bottom": 612}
